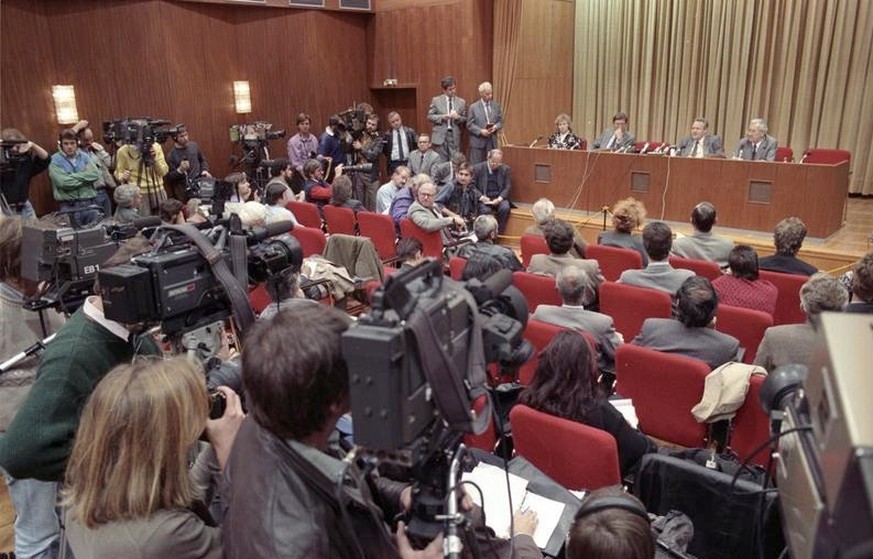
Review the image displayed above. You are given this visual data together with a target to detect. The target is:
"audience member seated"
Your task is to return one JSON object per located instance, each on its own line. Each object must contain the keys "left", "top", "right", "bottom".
{"left": 390, "top": 173, "right": 429, "bottom": 228}
{"left": 529, "top": 219, "right": 605, "bottom": 289}
{"left": 407, "top": 179, "right": 466, "bottom": 245}
{"left": 758, "top": 217, "right": 817, "bottom": 276}
{"left": 460, "top": 252, "right": 504, "bottom": 282}
{"left": 226, "top": 172, "right": 257, "bottom": 203}
{"left": 519, "top": 330, "right": 655, "bottom": 477}
{"left": 523, "top": 198, "right": 587, "bottom": 258}
{"left": 432, "top": 152, "right": 466, "bottom": 192}
{"left": 185, "top": 198, "right": 207, "bottom": 224}
{"left": 329, "top": 175, "right": 365, "bottom": 213}
{"left": 712, "top": 245, "right": 777, "bottom": 316}
{"left": 598, "top": 197, "right": 648, "bottom": 265}
{"left": 265, "top": 158, "right": 303, "bottom": 202}
{"left": 229, "top": 201, "right": 267, "bottom": 227}
{"left": 263, "top": 181, "right": 299, "bottom": 225}
{"left": 436, "top": 162, "right": 482, "bottom": 230}
{"left": 753, "top": 272, "right": 848, "bottom": 371}
{"left": 259, "top": 269, "right": 317, "bottom": 320}
{"left": 846, "top": 252, "right": 873, "bottom": 313}
{"left": 531, "top": 265, "right": 623, "bottom": 375}
{"left": 633, "top": 276, "right": 741, "bottom": 369}
{"left": 670, "top": 202, "right": 733, "bottom": 269}
{"left": 302, "top": 158, "right": 333, "bottom": 207}
{"left": 113, "top": 183, "right": 141, "bottom": 222}
{"left": 547, "top": 113, "right": 584, "bottom": 150}
{"left": 375, "top": 165, "right": 410, "bottom": 214}
{"left": 619, "top": 222, "right": 694, "bottom": 295}
{"left": 471, "top": 148, "right": 512, "bottom": 234}
{"left": 566, "top": 487, "right": 656, "bottom": 559}
{"left": 223, "top": 306, "right": 541, "bottom": 559}
{"left": 456, "top": 215, "right": 522, "bottom": 271}
{"left": 64, "top": 357, "right": 243, "bottom": 558}
{"left": 395, "top": 237, "right": 425, "bottom": 270}
{"left": 159, "top": 198, "right": 185, "bottom": 224}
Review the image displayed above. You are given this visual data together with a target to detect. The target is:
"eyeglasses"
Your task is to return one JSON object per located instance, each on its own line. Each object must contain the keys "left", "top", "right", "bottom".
{"left": 419, "top": 192, "right": 435, "bottom": 198}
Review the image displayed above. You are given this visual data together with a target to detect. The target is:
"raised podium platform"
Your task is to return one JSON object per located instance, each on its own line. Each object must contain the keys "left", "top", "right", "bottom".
{"left": 503, "top": 146, "right": 849, "bottom": 238}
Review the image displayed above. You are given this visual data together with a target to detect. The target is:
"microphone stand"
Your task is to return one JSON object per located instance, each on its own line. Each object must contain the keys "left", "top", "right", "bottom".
{"left": 0, "top": 334, "right": 56, "bottom": 374}
{"left": 601, "top": 205, "right": 612, "bottom": 231}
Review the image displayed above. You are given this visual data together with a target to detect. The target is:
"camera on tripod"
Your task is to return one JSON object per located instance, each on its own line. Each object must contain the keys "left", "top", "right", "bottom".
{"left": 103, "top": 117, "right": 181, "bottom": 166}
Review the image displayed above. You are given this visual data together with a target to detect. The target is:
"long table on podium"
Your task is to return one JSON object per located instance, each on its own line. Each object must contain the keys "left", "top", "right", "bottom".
{"left": 502, "top": 146, "right": 848, "bottom": 238}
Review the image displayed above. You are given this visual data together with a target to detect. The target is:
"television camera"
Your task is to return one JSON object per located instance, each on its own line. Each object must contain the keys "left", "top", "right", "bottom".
{"left": 102, "top": 117, "right": 181, "bottom": 165}
{"left": 341, "top": 260, "right": 532, "bottom": 543}
{"left": 0, "top": 139, "right": 28, "bottom": 171}
{"left": 229, "top": 121, "right": 286, "bottom": 191}
{"left": 760, "top": 312, "right": 873, "bottom": 559}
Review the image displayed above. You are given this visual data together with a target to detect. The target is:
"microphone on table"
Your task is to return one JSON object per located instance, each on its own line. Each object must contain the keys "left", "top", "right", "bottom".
{"left": 528, "top": 136, "right": 543, "bottom": 148}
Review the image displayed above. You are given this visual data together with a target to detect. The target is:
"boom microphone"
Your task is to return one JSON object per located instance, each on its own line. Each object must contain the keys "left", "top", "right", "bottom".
{"left": 245, "top": 220, "right": 295, "bottom": 244}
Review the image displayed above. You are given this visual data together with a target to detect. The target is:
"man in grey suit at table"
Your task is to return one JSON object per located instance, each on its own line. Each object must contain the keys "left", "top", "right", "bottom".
{"left": 427, "top": 76, "right": 466, "bottom": 161}
{"left": 467, "top": 81, "right": 503, "bottom": 165}
{"left": 676, "top": 118, "right": 725, "bottom": 158}
{"left": 733, "top": 118, "right": 777, "bottom": 161}
{"left": 591, "top": 112, "right": 636, "bottom": 152}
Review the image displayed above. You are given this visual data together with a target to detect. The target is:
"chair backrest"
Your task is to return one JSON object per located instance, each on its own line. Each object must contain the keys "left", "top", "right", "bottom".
{"left": 587, "top": 244, "right": 643, "bottom": 281}
{"left": 729, "top": 374, "right": 770, "bottom": 466}
{"left": 510, "top": 404, "right": 621, "bottom": 490}
{"left": 520, "top": 234, "right": 550, "bottom": 268}
{"left": 286, "top": 200, "right": 323, "bottom": 230}
{"left": 290, "top": 226, "right": 327, "bottom": 257}
{"left": 517, "top": 319, "right": 598, "bottom": 385}
{"left": 758, "top": 270, "right": 807, "bottom": 325}
{"left": 802, "top": 148, "right": 851, "bottom": 165}
{"left": 668, "top": 256, "right": 722, "bottom": 281}
{"left": 448, "top": 256, "right": 467, "bottom": 280}
{"left": 249, "top": 284, "right": 272, "bottom": 314}
{"left": 357, "top": 212, "right": 397, "bottom": 261}
{"left": 599, "top": 281, "right": 673, "bottom": 341}
{"left": 323, "top": 205, "right": 357, "bottom": 236}
{"left": 615, "top": 344, "right": 710, "bottom": 448}
{"left": 463, "top": 392, "right": 498, "bottom": 454}
{"left": 775, "top": 146, "right": 794, "bottom": 163}
{"left": 716, "top": 304, "right": 773, "bottom": 364}
{"left": 511, "top": 271, "right": 562, "bottom": 313}
{"left": 399, "top": 218, "right": 443, "bottom": 259}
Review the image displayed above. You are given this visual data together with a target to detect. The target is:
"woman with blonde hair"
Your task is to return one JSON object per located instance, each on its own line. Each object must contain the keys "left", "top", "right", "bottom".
{"left": 63, "top": 356, "right": 243, "bottom": 558}
{"left": 547, "top": 113, "right": 584, "bottom": 150}
{"left": 597, "top": 197, "right": 648, "bottom": 265}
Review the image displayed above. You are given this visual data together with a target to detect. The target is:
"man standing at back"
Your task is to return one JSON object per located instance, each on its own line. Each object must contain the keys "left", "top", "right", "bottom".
{"left": 382, "top": 111, "right": 417, "bottom": 175}
{"left": 407, "top": 133, "right": 442, "bottom": 178}
{"left": 49, "top": 129, "right": 100, "bottom": 226}
{"left": 163, "top": 125, "right": 211, "bottom": 203}
{"left": 467, "top": 81, "right": 503, "bottom": 165}
{"left": 427, "top": 76, "right": 466, "bottom": 161}
{"left": 670, "top": 202, "right": 734, "bottom": 270}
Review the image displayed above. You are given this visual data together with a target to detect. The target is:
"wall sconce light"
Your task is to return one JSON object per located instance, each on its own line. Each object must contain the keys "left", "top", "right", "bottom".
{"left": 52, "top": 85, "right": 79, "bottom": 125}
{"left": 233, "top": 81, "right": 252, "bottom": 114}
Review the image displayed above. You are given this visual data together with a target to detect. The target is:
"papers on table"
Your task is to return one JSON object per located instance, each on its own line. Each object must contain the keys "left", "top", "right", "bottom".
{"left": 461, "top": 462, "right": 566, "bottom": 548}
{"left": 610, "top": 398, "right": 639, "bottom": 428}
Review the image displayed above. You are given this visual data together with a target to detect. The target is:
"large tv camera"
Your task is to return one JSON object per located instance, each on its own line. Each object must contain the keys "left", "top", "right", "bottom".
{"left": 342, "top": 260, "right": 532, "bottom": 540}
{"left": 761, "top": 312, "right": 873, "bottom": 559}
{"left": 338, "top": 107, "right": 369, "bottom": 142}
{"left": 102, "top": 117, "right": 181, "bottom": 165}
{"left": 20, "top": 216, "right": 161, "bottom": 312}
{"left": 0, "top": 139, "right": 28, "bottom": 172}
{"left": 229, "top": 122, "right": 286, "bottom": 191}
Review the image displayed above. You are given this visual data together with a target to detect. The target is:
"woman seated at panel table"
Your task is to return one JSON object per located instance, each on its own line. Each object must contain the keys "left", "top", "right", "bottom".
{"left": 597, "top": 197, "right": 648, "bottom": 266}
{"left": 547, "top": 113, "right": 584, "bottom": 150}
{"left": 518, "top": 330, "right": 656, "bottom": 478}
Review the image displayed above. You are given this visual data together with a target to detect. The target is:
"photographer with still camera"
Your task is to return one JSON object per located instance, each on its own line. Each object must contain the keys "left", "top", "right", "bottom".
{"left": 165, "top": 125, "right": 211, "bottom": 203}
{"left": 49, "top": 128, "right": 101, "bottom": 227}
{"left": 0, "top": 128, "right": 50, "bottom": 218}
{"left": 319, "top": 114, "right": 349, "bottom": 182}
{"left": 113, "top": 120, "right": 171, "bottom": 216}
{"left": 350, "top": 112, "right": 384, "bottom": 211}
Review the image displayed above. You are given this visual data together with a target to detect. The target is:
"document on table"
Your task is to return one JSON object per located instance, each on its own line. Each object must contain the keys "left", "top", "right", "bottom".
{"left": 461, "top": 462, "right": 566, "bottom": 548}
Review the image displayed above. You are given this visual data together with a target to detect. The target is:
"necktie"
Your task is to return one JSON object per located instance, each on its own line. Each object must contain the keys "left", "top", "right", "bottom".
{"left": 691, "top": 140, "right": 699, "bottom": 157}
{"left": 751, "top": 143, "right": 757, "bottom": 161}
{"left": 447, "top": 97, "right": 453, "bottom": 130}
{"left": 420, "top": 153, "right": 425, "bottom": 169}
{"left": 396, "top": 130, "right": 404, "bottom": 160}
{"left": 606, "top": 134, "right": 616, "bottom": 150}
{"left": 484, "top": 102, "right": 491, "bottom": 124}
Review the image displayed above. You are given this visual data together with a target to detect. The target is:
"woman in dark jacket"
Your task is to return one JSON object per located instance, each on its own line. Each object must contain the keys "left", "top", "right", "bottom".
{"left": 518, "top": 330, "right": 655, "bottom": 477}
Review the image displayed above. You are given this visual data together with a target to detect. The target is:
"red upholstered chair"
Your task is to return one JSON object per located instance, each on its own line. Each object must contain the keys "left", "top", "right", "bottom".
{"left": 729, "top": 373, "right": 770, "bottom": 466}
{"left": 801, "top": 148, "right": 851, "bottom": 165}
{"left": 399, "top": 218, "right": 443, "bottom": 259}
{"left": 249, "top": 284, "right": 272, "bottom": 314}
{"left": 511, "top": 271, "right": 562, "bottom": 313}
{"left": 599, "top": 281, "right": 673, "bottom": 341}
{"left": 758, "top": 270, "right": 807, "bottom": 325}
{"left": 668, "top": 256, "right": 722, "bottom": 281}
{"left": 586, "top": 244, "right": 643, "bottom": 282}
{"left": 520, "top": 234, "right": 550, "bottom": 268}
{"left": 634, "top": 141, "right": 666, "bottom": 153}
{"left": 463, "top": 392, "right": 498, "bottom": 454}
{"left": 510, "top": 404, "right": 621, "bottom": 490}
{"left": 716, "top": 304, "right": 773, "bottom": 364}
{"left": 357, "top": 212, "right": 398, "bottom": 262}
{"left": 775, "top": 146, "right": 794, "bottom": 163}
{"left": 286, "top": 200, "right": 323, "bottom": 230}
{"left": 290, "top": 226, "right": 327, "bottom": 257}
{"left": 448, "top": 256, "right": 467, "bottom": 280}
{"left": 517, "top": 320, "right": 598, "bottom": 385}
{"left": 615, "top": 345, "right": 710, "bottom": 448}
{"left": 323, "top": 205, "right": 357, "bottom": 236}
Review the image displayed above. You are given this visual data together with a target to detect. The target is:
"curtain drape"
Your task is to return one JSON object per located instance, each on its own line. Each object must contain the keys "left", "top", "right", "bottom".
{"left": 493, "top": 0, "right": 524, "bottom": 147}
{"left": 573, "top": 0, "right": 873, "bottom": 194}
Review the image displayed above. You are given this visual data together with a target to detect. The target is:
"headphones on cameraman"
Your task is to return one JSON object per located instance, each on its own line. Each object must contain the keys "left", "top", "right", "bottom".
{"left": 573, "top": 495, "right": 650, "bottom": 523}
{"left": 57, "top": 130, "right": 82, "bottom": 149}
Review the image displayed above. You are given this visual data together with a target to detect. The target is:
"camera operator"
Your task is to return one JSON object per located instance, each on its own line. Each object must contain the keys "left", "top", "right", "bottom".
{"left": 72, "top": 120, "right": 116, "bottom": 218}
{"left": 302, "top": 158, "right": 335, "bottom": 208}
{"left": 0, "top": 236, "right": 160, "bottom": 559}
{"left": 224, "top": 305, "right": 541, "bottom": 559}
{"left": 0, "top": 128, "right": 50, "bottom": 218}
{"left": 114, "top": 135, "right": 170, "bottom": 217}
{"left": 164, "top": 126, "right": 211, "bottom": 203}
{"left": 351, "top": 113, "right": 384, "bottom": 211}
{"left": 319, "top": 114, "right": 349, "bottom": 182}
{"left": 49, "top": 128, "right": 101, "bottom": 226}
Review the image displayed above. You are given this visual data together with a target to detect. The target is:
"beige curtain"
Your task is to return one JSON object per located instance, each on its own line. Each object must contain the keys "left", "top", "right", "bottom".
{"left": 493, "top": 0, "right": 524, "bottom": 147}
{"left": 573, "top": 0, "right": 873, "bottom": 195}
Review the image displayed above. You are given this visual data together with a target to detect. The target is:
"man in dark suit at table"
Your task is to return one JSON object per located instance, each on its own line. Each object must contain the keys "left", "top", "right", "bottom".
{"left": 467, "top": 81, "right": 503, "bottom": 165}
{"left": 382, "top": 111, "right": 417, "bottom": 175}
{"left": 733, "top": 118, "right": 777, "bottom": 161}
{"left": 676, "top": 118, "right": 725, "bottom": 158}
{"left": 427, "top": 76, "right": 466, "bottom": 161}
{"left": 472, "top": 149, "right": 511, "bottom": 234}
{"left": 591, "top": 112, "right": 636, "bottom": 152}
